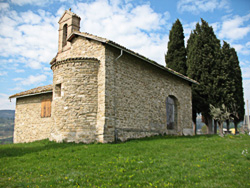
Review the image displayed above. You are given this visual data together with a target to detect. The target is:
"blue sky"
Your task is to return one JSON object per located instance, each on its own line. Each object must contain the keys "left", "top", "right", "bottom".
{"left": 0, "top": 0, "right": 250, "bottom": 112}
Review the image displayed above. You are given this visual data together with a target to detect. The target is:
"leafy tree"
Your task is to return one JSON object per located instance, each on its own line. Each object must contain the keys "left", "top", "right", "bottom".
{"left": 229, "top": 47, "right": 245, "bottom": 133}
{"left": 201, "top": 125, "right": 207, "bottom": 134}
{"left": 219, "top": 41, "right": 245, "bottom": 134}
{"left": 165, "top": 19, "right": 187, "bottom": 75}
{"left": 186, "top": 19, "right": 221, "bottom": 134}
{"left": 186, "top": 27, "right": 200, "bottom": 134}
{"left": 216, "top": 41, "right": 235, "bottom": 133}
{"left": 220, "top": 42, "right": 235, "bottom": 104}
{"left": 210, "top": 104, "right": 231, "bottom": 137}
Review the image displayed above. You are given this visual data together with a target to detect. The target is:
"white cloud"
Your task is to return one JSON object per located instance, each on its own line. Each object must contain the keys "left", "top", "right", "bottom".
{"left": 21, "top": 75, "right": 47, "bottom": 85}
{"left": 10, "top": 0, "right": 51, "bottom": 6}
{"left": 15, "top": 69, "right": 25, "bottom": 73}
{"left": 243, "top": 79, "right": 250, "bottom": 102}
{"left": 0, "top": 9, "right": 58, "bottom": 69}
{"left": 218, "top": 13, "right": 250, "bottom": 41}
{"left": 0, "top": 3, "right": 10, "bottom": 11}
{"left": 0, "top": 71, "right": 7, "bottom": 76}
{"left": 210, "top": 22, "right": 221, "bottom": 33}
{"left": 242, "top": 67, "right": 250, "bottom": 79}
{"left": 0, "top": 0, "right": 170, "bottom": 70}
{"left": 72, "top": 0, "right": 170, "bottom": 65}
{"left": 14, "top": 75, "right": 47, "bottom": 86}
{"left": 240, "top": 60, "right": 250, "bottom": 66}
{"left": 10, "top": 87, "right": 24, "bottom": 91}
{"left": 183, "top": 21, "right": 197, "bottom": 46}
{"left": 13, "top": 78, "right": 23, "bottom": 82}
{"left": 177, "top": 0, "right": 230, "bottom": 14}
{"left": 232, "top": 44, "right": 250, "bottom": 55}
{"left": 56, "top": 6, "right": 67, "bottom": 17}
{"left": 26, "top": 60, "right": 42, "bottom": 69}
{"left": 20, "top": 10, "right": 42, "bottom": 24}
{"left": 43, "top": 67, "right": 51, "bottom": 71}
{"left": 0, "top": 93, "right": 15, "bottom": 110}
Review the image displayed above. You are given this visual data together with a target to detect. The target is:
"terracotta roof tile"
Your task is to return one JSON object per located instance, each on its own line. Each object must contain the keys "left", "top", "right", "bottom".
{"left": 9, "top": 84, "right": 53, "bottom": 99}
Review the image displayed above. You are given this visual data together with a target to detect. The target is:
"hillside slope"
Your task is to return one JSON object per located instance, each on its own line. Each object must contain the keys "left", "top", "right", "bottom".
{"left": 0, "top": 110, "right": 15, "bottom": 119}
{"left": 0, "top": 135, "right": 249, "bottom": 187}
{"left": 0, "top": 110, "right": 15, "bottom": 144}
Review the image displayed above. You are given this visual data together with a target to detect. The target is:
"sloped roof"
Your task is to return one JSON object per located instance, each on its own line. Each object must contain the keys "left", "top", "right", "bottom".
{"left": 10, "top": 28, "right": 198, "bottom": 99}
{"left": 9, "top": 85, "right": 53, "bottom": 99}
{"left": 58, "top": 9, "right": 81, "bottom": 23}
{"left": 67, "top": 31, "right": 198, "bottom": 84}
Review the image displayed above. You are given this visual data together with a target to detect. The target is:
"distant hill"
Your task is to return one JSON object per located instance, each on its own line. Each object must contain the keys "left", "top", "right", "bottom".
{"left": 0, "top": 110, "right": 15, "bottom": 144}
{"left": 0, "top": 110, "right": 15, "bottom": 119}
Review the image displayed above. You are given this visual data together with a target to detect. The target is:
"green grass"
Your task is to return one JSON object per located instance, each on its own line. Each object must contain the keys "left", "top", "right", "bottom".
{"left": 0, "top": 136, "right": 13, "bottom": 144}
{"left": 0, "top": 135, "right": 249, "bottom": 188}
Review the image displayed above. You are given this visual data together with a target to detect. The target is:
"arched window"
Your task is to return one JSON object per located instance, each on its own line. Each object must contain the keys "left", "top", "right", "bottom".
{"left": 62, "top": 24, "right": 68, "bottom": 47}
{"left": 166, "top": 96, "right": 177, "bottom": 130}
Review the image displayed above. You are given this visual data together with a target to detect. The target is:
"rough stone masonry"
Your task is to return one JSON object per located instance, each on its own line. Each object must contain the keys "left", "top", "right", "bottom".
{"left": 10, "top": 9, "right": 197, "bottom": 143}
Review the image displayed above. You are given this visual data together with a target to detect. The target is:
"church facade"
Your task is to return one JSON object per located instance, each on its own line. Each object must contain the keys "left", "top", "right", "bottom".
{"left": 10, "top": 10, "right": 197, "bottom": 143}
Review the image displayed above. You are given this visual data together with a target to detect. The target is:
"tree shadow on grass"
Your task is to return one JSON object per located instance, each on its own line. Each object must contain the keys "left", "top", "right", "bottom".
{"left": 113, "top": 134, "right": 218, "bottom": 144}
{"left": 0, "top": 139, "right": 82, "bottom": 158}
{"left": 0, "top": 135, "right": 220, "bottom": 158}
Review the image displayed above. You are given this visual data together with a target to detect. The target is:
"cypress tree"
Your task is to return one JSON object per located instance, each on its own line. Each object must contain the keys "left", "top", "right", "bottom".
{"left": 186, "top": 25, "right": 201, "bottom": 134}
{"left": 219, "top": 42, "right": 234, "bottom": 105}
{"left": 186, "top": 19, "right": 221, "bottom": 134}
{"left": 230, "top": 47, "right": 245, "bottom": 133}
{"left": 165, "top": 19, "right": 187, "bottom": 75}
{"left": 220, "top": 41, "right": 237, "bottom": 133}
{"left": 219, "top": 41, "right": 244, "bottom": 133}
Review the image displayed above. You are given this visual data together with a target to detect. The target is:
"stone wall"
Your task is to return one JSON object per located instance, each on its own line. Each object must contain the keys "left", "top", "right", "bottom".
{"left": 50, "top": 58, "right": 99, "bottom": 143}
{"left": 56, "top": 37, "right": 106, "bottom": 143}
{"left": 12, "top": 10, "right": 194, "bottom": 144}
{"left": 104, "top": 46, "right": 193, "bottom": 142}
{"left": 14, "top": 93, "right": 53, "bottom": 143}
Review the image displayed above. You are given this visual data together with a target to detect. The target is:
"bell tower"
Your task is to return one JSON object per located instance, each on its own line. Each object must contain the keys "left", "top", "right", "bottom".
{"left": 58, "top": 8, "right": 81, "bottom": 52}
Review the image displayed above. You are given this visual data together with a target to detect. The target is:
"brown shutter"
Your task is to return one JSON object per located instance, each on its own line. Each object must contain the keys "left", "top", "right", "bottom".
{"left": 41, "top": 98, "right": 52, "bottom": 118}
{"left": 46, "top": 99, "right": 51, "bottom": 117}
{"left": 41, "top": 100, "right": 45, "bottom": 117}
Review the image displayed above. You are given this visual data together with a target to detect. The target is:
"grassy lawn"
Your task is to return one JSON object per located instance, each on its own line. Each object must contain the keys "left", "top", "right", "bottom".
{"left": 0, "top": 134, "right": 249, "bottom": 188}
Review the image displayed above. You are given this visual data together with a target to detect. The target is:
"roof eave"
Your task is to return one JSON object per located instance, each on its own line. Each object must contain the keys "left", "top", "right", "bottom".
{"left": 58, "top": 10, "right": 81, "bottom": 24}
{"left": 67, "top": 32, "right": 198, "bottom": 85}
{"left": 107, "top": 42, "right": 198, "bottom": 85}
{"left": 67, "top": 32, "right": 107, "bottom": 43}
{"left": 9, "top": 91, "right": 53, "bottom": 99}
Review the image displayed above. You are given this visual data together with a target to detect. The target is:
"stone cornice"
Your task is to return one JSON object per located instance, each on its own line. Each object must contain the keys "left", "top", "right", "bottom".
{"left": 50, "top": 57, "right": 100, "bottom": 69}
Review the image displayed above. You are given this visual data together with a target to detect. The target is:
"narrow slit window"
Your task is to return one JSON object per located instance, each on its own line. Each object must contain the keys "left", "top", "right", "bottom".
{"left": 55, "top": 83, "right": 62, "bottom": 97}
{"left": 62, "top": 24, "right": 68, "bottom": 47}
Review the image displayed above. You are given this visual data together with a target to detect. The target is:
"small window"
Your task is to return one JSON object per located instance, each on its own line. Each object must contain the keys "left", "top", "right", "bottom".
{"left": 55, "top": 83, "right": 61, "bottom": 97}
{"left": 166, "top": 96, "right": 177, "bottom": 130}
{"left": 62, "top": 24, "right": 68, "bottom": 47}
{"left": 41, "top": 98, "right": 52, "bottom": 118}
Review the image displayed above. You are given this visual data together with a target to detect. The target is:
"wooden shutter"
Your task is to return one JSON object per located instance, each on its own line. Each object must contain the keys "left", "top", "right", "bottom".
{"left": 46, "top": 99, "right": 51, "bottom": 117}
{"left": 41, "top": 98, "right": 52, "bottom": 118}
{"left": 41, "top": 100, "right": 46, "bottom": 117}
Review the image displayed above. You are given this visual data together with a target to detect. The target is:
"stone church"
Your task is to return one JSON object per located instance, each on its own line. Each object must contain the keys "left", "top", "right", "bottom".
{"left": 10, "top": 9, "right": 197, "bottom": 143}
